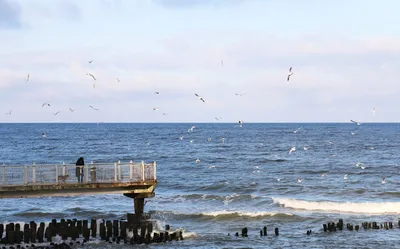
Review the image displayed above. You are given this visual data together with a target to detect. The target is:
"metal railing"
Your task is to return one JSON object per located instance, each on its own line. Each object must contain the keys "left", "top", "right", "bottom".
{"left": 0, "top": 161, "right": 157, "bottom": 186}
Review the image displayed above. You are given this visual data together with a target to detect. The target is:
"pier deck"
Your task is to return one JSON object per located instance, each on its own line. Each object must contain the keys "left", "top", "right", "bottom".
{"left": 0, "top": 161, "right": 157, "bottom": 199}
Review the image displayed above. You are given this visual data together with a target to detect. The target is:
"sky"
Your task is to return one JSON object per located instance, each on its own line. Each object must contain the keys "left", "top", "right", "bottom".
{"left": 1, "top": 0, "right": 400, "bottom": 123}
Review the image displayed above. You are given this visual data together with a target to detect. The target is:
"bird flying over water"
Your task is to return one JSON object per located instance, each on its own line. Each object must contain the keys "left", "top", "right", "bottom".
{"left": 89, "top": 105, "right": 99, "bottom": 111}
{"left": 289, "top": 147, "right": 296, "bottom": 154}
{"left": 344, "top": 174, "right": 348, "bottom": 180}
{"left": 69, "top": 108, "right": 76, "bottom": 112}
{"left": 372, "top": 108, "right": 376, "bottom": 116}
{"left": 5, "top": 110, "right": 12, "bottom": 115}
{"left": 188, "top": 126, "right": 196, "bottom": 132}
{"left": 382, "top": 177, "right": 386, "bottom": 184}
{"left": 53, "top": 111, "right": 60, "bottom": 116}
{"left": 42, "top": 103, "right": 50, "bottom": 107}
{"left": 86, "top": 73, "right": 96, "bottom": 80}
{"left": 298, "top": 178, "right": 303, "bottom": 183}
{"left": 238, "top": 120, "right": 243, "bottom": 127}
{"left": 26, "top": 74, "right": 30, "bottom": 81}
{"left": 194, "top": 93, "right": 205, "bottom": 103}
{"left": 287, "top": 67, "right": 293, "bottom": 81}
{"left": 350, "top": 120, "right": 361, "bottom": 125}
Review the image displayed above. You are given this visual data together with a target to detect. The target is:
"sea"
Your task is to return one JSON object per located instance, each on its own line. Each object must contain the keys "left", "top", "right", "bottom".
{"left": 0, "top": 123, "right": 400, "bottom": 248}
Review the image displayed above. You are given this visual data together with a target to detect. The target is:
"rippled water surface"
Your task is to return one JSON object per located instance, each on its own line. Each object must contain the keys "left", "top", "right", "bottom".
{"left": 0, "top": 123, "right": 399, "bottom": 248}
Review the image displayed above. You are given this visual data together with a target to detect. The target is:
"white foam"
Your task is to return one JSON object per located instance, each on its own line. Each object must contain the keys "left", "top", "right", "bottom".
{"left": 273, "top": 197, "right": 400, "bottom": 214}
{"left": 201, "top": 210, "right": 293, "bottom": 217}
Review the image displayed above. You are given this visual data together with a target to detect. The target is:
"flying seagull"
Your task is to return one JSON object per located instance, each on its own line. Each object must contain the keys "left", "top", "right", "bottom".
{"left": 194, "top": 93, "right": 205, "bottom": 103}
{"left": 154, "top": 92, "right": 160, "bottom": 95}
{"left": 69, "top": 108, "right": 76, "bottom": 112}
{"left": 116, "top": 77, "right": 120, "bottom": 82}
{"left": 153, "top": 108, "right": 160, "bottom": 111}
{"left": 220, "top": 60, "right": 224, "bottom": 66}
{"left": 86, "top": 73, "right": 96, "bottom": 80}
{"left": 238, "top": 120, "right": 243, "bottom": 127}
{"left": 42, "top": 103, "right": 50, "bottom": 107}
{"left": 162, "top": 112, "right": 168, "bottom": 115}
{"left": 89, "top": 105, "right": 99, "bottom": 111}
{"left": 235, "top": 93, "right": 246, "bottom": 96}
{"left": 5, "top": 110, "right": 12, "bottom": 115}
{"left": 372, "top": 108, "right": 376, "bottom": 116}
{"left": 382, "top": 177, "right": 386, "bottom": 184}
{"left": 215, "top": 117, "right": 222, "bottom": 121}
{"left": 289, "top": 147, "right": 296, "bottom": 154}
{"left": 26, "top": 74, "right": 30, "bottom": 81}
{"left": 53, "top": 111, "right": 60, "bottom": 116}
{"left": 350, "top": 120, "right": 361, "bottom": 125}
{"left": 88, "top": 60, "right": 93, "bottom": 64}
{"left": 287, "top": 67, "right": 293, "bottom": 81}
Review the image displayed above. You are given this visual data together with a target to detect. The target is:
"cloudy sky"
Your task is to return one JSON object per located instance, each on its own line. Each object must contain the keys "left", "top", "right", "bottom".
{"left": 1, "top": 0, "right": 399, "bottom": 123}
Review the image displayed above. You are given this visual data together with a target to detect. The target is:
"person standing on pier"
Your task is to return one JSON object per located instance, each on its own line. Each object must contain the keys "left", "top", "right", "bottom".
{"left": 76, "top": 157, "right": 85, "bottom": 183}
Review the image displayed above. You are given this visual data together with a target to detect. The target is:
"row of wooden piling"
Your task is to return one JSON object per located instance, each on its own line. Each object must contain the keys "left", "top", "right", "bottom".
{"left": 230, "top": 227, "right": 280, "bottom": 237}
{"left": 0, "top": 218, "right": 183, "bottom": 247}
{"left": 323, "top": 219, "right": 397, "bottom": 232}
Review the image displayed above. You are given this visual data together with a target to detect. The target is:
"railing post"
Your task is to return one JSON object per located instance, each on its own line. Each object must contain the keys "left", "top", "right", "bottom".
{"left": 2, "top": 163, "right": 5, "bottom": 185}
{"left": 117, "top": 160, "right": 121, "bottom": 182}
{"left": 62, "top": 161, "right": 66, "bottom": 176}
{"left": 153, "top": 161, "right": 157, "bottom": 181}
{"left": 24, "top": 166, "right": 28, "bottom": 185}
{"left": 141, "top": 161, "right": 145, "bottom": 181}
{"left": 129, "top": 160, "right": 133, "bottom": 182}
{"left": 85, "top": 164, "right": 89, "bottom": 183}
{"left": 32, "top": 162, "right": 36, "bottom": 184}
{"left": 114, "top": 162, "right": 117, "bottom": 182}
{"left": 55, "top": 164, "right": 59, "bottom": 184}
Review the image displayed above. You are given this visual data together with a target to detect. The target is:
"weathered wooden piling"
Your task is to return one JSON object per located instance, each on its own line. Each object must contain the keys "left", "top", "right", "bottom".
{"left": 241, "top": 227, "right": 248, "bottom": 237}
{"left": 274, "top": 227, "right": 279, "bottom": 236}
{"left": 263, "top": 226, "right": 267, "bottom": 236}
{"left": 112, "top": 220, "right": 119, "bottom": 238}
{"left": 106, "top": 220, "right": 112, "bottom": 241}
{"left": 90, "top": 219, "right": 97, "bottom": 238}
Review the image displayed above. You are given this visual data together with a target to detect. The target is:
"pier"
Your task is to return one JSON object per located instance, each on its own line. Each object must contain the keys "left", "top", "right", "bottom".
{"left": 0, "top": 160, "right": 157, "bottom": 217}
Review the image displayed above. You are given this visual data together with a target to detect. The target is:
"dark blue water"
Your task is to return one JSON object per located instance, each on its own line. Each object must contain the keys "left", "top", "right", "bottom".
{"left": 1, "top": 123, "right": 399, "bottom": 248}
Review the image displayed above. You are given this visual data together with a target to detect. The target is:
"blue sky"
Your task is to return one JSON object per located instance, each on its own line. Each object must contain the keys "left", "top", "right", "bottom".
{"left": 1, "top": 0, "right": 400, "bottom": 122}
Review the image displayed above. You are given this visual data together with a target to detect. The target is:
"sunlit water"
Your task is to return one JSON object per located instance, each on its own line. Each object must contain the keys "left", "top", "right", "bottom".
{"left": 0, "top": 123, "right": 399, "bottom": 248}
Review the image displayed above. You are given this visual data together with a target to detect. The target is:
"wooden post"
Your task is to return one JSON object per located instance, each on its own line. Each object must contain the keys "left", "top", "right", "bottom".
{"left": 134, "top": 198, "right": 145, "bottom": 217}
{"left": 141, "top": 161, "right": 145, "bottom": 181}
{"left": 85, "top": 163, "right": 89, "bottom": 183}
{"left": 129, "top": 160, "right": 133, "bottom": 181}
{"left": 62, "top": 161, "right": 66, "bottom": 176}
{"left": 55, "top": 164, "right": 59, "bottom": 184}
{"left": 32, "top": 162, "right": 36, "bottom": 184}
{"left": 118, "top": 160, "right": 121, "bottom": 181}
{"left": 114, "top": 162, "right": 117, "bottom": 182}
{"left": 153, "top": 161, "right": 157, "bottom": 181}
{"left": 275, "top": 227, "right": 279, "bottom": 236}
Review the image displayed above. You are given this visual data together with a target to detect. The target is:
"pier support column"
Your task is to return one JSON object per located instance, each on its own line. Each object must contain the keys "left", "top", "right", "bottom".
{"left": 134, "top": 198, "right": 145, "bottom": 216}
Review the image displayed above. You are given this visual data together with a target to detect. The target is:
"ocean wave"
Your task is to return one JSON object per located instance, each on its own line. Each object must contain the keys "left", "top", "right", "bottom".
{"left": 272, "top": 197, "right": 400, "bottom": 214}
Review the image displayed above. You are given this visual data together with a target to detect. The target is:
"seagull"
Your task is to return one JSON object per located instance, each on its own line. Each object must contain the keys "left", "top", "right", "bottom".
{"left": 153, "top": 108, "right": 160, "bottom": 111}
{"left": 215, "top": 117, "right": 222, "bottom": 121}
{"left": 303, "top": 146, "right": 309, "bottom": 150}
{"left": 277, "top": 178, "right": 281, "bottom": 182}
{"left": 235, "top": 93, "right": 246, "bottom": 96}
{"left": 26, "top": 74, "right": 30, "bottom": 81}
{"left": 220, "top": 60, "right": 224, "bottom": 66}
{"left": 53, "top": 111, "right": 60, "bottom": 116}
{"left": 321, "top": 173, "right": 327, "bottom": 177}
{"left": 69, "top": 108, "right": 76, "bottom": 112}
{"left": 287, "top": 67, "right": 293, "bottom": 81}
{"left": 238, "top": 120, "right": 243, "bottom": 127}
{"left": 207, "top": 138, "right": 212, "bottom": 141}
{"left": 42, "top": 132, "right": 46, "bottom": 138}
{"left": 344, "top": 174, "right": 348, "bottom": 180}
{"left": 86, "top": 73, "right": 96, "bottom": 80}
{"left": 88, "top": 60, "right": 93, "bottom": 64}
{"left": 221, "top": 137, "right": 225, "bottom": 143}
{"left": 162, "top": 112, "right": 168, "bottom": 115}
{"left": 350, "top": 120, "right": 361, "bottom": 125}
{"left": 42, "top": 103, "right": 50, "bottom": 107}
{"left": 298, "top": 178, "right": 303, "bottom": 183}
{"left": 289, "top": 147, "right": 296, "bottom": 154}
{"left": 89, "top": 105, "right": 99, "bottom": 111}
{"left": 194, "top": 93, "right": 205, "bottom": 103}
{"left": 5, "top": 110, "right": 12, "bottom": 115}
{"left": 382, "top": 177, "right": 386, "bottom": 184}
{"left": 116, "top": 77, "right": 120, "bottom": 82}
{"left": 372, "top": 108, "right": 376, "bottom": 116}
{"left": 195, "top": 159, "right": 200, "bottom": 164}
{"left": 154, "top": 92, "right": 160, "bottom": 95}
{"left": 179, "top": 136, "right": 184, "bottom": 140}
{"left": 293, "top": 127, "right": 301, "bottom": 133}
{"left": 188, "top": 126, "right": 196, "bottom": 132}
{"left": 189, "top": 140, "right": 194, "bottom": 143}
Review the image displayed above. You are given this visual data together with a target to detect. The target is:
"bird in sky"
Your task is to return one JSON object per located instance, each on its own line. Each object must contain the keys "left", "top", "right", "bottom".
{"left": 5, "top": 110, "right": 12, "bottom": 115}
{"left": 350, "top": 120, "right": 361, "bottom": 125}
{"left": 188, "top": 126, "right": 196, "bottom": 132}
{"left": 26, "top": 74, "right": 30, "bottom": 81}
{"left": 235, "top": 93, "right": 246, "bottom": 96}
{"left": 88, "top": 60, "right": 93, "bottom": 64}
{"left": 162, "top": 112, "right": 168, "bottom": 115}
{"left": 69, "top": 108, "right": 76, "bottom": 112}
{"left": 289, "top": 147, "right": 296, "bottom": 154}
{"left": 215, "top": 117, "right": 222, "bottom": 121}
{"left": 195, "top": 93, "right": 205, "bottom": 103}
{"left": 239, "top": 120, "right": 243, "bottom": 127}
{"left": 89, "top": 105, "right": 99, "bottom": 111}
{"left": 220, "top": 60, "right": 224, "bottom": 66}
{"left": 42, "top": 103, "right": 50, "bottom": 107}
{"left": 53, "top": 111, "right": 60, "bottom": 116}
{"left": 116, "top": 77, "right": 120, "bottom": 82}
{"left": 153, "top": 108, "right": 160, "bottom": 111}
{"left": 154, "top": 92, "right": 160, "bottom": 95}
{"left": 372, "top": 108, "right": 376, "bottom": 116}
{"left": 86, "top": 73, "right": 96, "bottom": 80}
{"left": 287, "top": 67, "right": 293, "bottom": 82}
